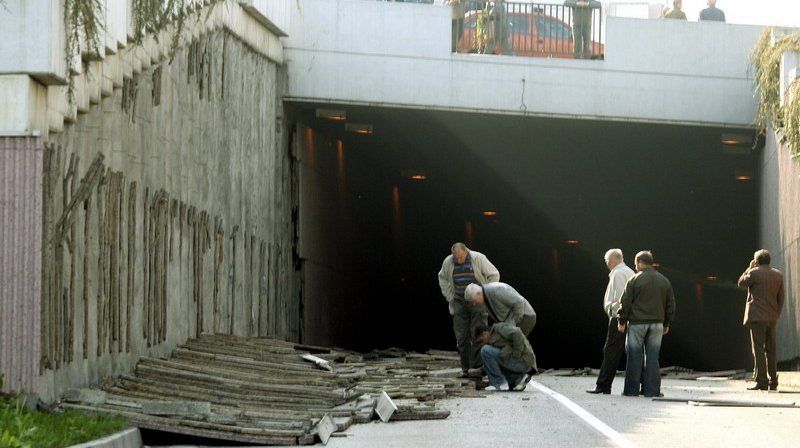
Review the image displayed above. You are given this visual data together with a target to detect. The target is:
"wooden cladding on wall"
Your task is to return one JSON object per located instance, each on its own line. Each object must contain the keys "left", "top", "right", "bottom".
{"left": 40, "top": 145, "right": 288, "bottom": 371}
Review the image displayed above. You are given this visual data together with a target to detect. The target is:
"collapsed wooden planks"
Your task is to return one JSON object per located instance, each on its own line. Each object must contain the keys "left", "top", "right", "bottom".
{"left": 63, "top": 335, "right": 480, "bottom": 445}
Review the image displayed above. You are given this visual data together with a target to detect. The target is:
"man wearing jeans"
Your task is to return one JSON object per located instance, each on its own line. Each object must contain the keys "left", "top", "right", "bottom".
{"left": 737, "top": 249, "right": 785, "bottom": 391}
{"left": 474, "top": 323, "right": 537, "bottom": 391}
{"left": 617, "top": 251, "right": 676, "bottom": 398}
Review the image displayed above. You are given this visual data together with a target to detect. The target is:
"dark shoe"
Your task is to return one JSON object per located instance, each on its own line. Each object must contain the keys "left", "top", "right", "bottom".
{"left": 769, "top": 385, "right": 778, "bottom": 391}
{"left": 747, "top": 384, "right": 768, "bottom": 391}
{"left": 514, "top": 373, "right": 534, "bottom": 391}
{"left": 644, "top": 393, "right": 664, "bottom": 398}
{"left": 586, "top": 387, "right": 611, "bottom": 395}
{"left": 467, "top": 368, "right": 484, "bottom": 378}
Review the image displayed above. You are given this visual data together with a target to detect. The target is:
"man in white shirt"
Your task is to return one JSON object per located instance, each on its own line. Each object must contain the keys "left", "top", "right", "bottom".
{"left": 587, "top": 248, "right": 635, "bottom": 394}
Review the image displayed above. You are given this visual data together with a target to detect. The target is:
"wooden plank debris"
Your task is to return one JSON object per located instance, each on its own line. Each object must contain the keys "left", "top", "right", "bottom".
{"left": 658, "top": 367, "right": 748, "bottom": 381}
{"left": 654, "top": 397, "right": 797, "bottom": 408}
{"left": 64, "top": 335, "right": 479, "bottom": 445}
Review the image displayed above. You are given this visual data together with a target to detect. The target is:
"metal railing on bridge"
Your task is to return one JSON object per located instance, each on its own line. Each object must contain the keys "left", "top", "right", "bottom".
{"left": 452, "top": 1, "right": 603, "bottom": 60}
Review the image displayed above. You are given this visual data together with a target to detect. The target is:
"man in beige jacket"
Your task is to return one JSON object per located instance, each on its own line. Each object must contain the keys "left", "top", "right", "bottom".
{"left": 738, "top": 249, "right": 785, "bottom": 391}
{"left": 438, "top": 243, "right": 500, "bottom": 376}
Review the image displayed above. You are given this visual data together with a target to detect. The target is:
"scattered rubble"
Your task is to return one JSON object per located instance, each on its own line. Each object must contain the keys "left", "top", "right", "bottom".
{"left": 61, "top": 335, "right": 480, "bottom": 445}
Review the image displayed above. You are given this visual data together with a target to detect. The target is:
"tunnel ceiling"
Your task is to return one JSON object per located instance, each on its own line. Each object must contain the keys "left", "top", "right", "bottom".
{"left": 298, "top": 103, "right": 758, "bottom": 275}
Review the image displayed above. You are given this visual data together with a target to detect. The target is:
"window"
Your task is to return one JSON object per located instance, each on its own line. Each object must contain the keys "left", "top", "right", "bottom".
{"left": 536, "top": 15, "right": 572, "bottom": 39}
{"left": 507, "top": 14, "right": 530, "bottom": 34}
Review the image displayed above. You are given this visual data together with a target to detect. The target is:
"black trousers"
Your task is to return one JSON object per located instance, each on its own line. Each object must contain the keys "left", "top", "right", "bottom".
{"left": 596, "top": 317, "right": 626, "bottom": 390}
{"left": 452, "top": 301, "right": 488, "bottom": 372}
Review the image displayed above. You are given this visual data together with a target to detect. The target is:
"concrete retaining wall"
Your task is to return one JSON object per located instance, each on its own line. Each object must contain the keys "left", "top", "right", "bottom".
{"left": 759, "top": 129, "right": 800, "bottom": 364}
{"left": 0, "top": 30, "right": 299, "bottom": 402}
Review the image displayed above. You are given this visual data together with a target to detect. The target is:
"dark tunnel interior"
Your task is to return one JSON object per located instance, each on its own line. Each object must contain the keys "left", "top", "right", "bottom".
{"left": 295, "top": 104, "right": 761, "bottom": 372}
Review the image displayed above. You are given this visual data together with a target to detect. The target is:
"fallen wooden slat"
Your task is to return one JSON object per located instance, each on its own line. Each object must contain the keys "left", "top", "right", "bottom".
{"left": 653, "top": 397, "right": 797, "bottom": 408}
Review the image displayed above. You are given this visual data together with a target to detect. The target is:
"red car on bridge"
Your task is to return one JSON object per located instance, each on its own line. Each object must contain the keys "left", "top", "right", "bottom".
{"left": 458, "top": 8, "right": 604, "bottom": 59}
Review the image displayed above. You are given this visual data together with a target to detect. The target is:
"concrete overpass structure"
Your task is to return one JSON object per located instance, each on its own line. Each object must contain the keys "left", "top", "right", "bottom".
{"left": 283, "top": 0, "right": 763, "bottom": 128}
{"left": 2, "top": 0, "right": 800, "bottom": 406}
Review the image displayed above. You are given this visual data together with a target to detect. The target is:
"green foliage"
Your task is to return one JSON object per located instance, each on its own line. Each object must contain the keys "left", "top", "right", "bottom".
{"left": 750, "top": 27, "right": 800, "bottom": 158}
{"left": 0, "top": 397, "right": 127, "bottom": 448}
{"left": 64, "top": 0, "right": 104, "bottom": 101}
{"left": 131, "top": 0, "right": 222, "bottom": 58}
{"left": 62, "top": 0, "right": 222, "bottom": 101}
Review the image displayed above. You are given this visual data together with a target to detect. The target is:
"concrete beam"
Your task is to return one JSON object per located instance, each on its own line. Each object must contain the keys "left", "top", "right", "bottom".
{"left": 283, "top": 0, "right": 762, "bottom": 128}
{"left": 0, "top": 75, "right": 48, "bottom": 135}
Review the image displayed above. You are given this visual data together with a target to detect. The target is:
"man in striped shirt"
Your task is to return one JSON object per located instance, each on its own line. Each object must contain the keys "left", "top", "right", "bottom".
{"left": 438, "top": 243, "right": 501, "bottom": 376}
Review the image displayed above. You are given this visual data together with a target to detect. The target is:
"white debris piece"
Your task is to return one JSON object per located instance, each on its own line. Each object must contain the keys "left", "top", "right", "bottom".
{"left": 302, "top": 353, "right": 333, "bottom": 371}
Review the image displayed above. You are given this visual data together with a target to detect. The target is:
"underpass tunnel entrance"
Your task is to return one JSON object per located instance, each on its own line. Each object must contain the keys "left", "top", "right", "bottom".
{"left": 294, "top": 104, "right": 760, "bottom": 371}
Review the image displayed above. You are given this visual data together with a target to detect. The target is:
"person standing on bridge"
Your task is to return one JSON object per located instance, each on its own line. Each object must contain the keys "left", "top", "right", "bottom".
{"left": 447, "top": 0, "right": 466, "bottom": 53}
{"left": 617, "top": 251, "right": 676, "bottom": 398}
{"left": 587, "top": 249, "right": 635, "bottom": 395}
{"left": 664, "top": 0, "right": 687, "bottom": 20}
{"left": 438, "top": 243, "right": 500, "bottom": 377}
{"left": 485, "top": 0, "right": 513, "bottom": 55}
{"left": 565, "top": 0, "right": 600, "bottom": 59}
{"left": 464, "top": 282, "right": 536, "bottom": 336}
{"left": 699, "top": 0, "right": 726, "bottom": 22}
{"left": 737, "top": 249, "right": 785, "bottom": 391}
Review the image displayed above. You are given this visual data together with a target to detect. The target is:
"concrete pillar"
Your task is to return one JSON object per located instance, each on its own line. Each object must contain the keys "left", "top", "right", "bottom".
{"left": 0, "top": 136, "right": 44, "bottom": 394}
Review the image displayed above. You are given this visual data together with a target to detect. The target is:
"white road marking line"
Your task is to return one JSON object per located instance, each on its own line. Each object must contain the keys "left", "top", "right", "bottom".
{"left": 529, "top": 380, "right": 639, "bottom": 448}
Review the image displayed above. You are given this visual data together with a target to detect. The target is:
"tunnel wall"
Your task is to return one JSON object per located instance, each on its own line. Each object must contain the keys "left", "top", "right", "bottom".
{"left": 297, "top": 124, "right": 396, "bottom": 349}
{"left": 759, "top": 129, "right": 800, "bottom": 365}
{"left": 1, "top": 31, "right": 299, "bottom": 402}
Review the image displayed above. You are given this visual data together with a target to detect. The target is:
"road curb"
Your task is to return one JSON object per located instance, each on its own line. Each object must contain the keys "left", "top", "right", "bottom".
{"left": 66, "top": 428, "right": 142, "bottom": 448}
{"left": 779, "top": 371, "right": 800, "bottom": 388}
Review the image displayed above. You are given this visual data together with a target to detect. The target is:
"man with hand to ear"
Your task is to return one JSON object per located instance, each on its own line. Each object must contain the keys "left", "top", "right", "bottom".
{"left": 738, "top": 249, "right": 785, "bottom": 391}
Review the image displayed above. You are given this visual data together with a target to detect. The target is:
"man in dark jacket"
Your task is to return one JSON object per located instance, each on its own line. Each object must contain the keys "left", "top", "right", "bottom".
{"left": 699, "top": 0, "right": 726, "bottom": 22}
{"left": 474, "top": 323, "right": 537, "bottom": 392}
{"left": 737, "top": 249, "right": 785, "bottom": 391}
{"left": 617, "top": 251, "right": 676, "bottom": 398}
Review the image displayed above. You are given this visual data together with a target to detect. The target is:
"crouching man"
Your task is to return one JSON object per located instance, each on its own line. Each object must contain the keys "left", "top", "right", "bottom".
{"left": 474, "top": 324, "right": 538, "bottom": 391}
